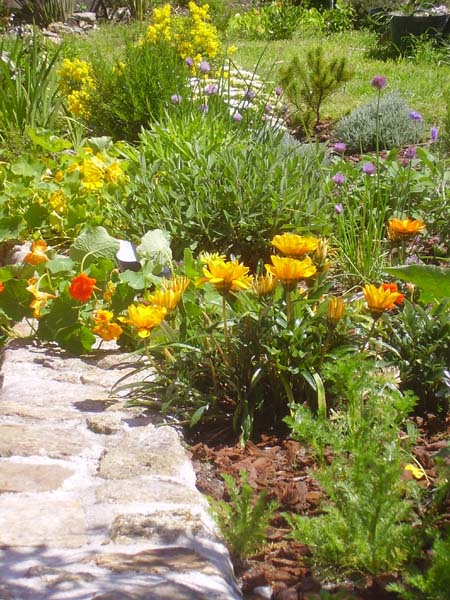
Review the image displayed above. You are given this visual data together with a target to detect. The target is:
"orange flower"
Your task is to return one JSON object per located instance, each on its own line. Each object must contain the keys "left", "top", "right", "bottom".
{"left": 0, "top": 282, "right": 4, "bottom": 293}
{"left": 26, "top": 279, "right": 56, "bottom": 318}
{"left": 198, "top": 257, "right": 252, "bottom": 295}
{"left": 265, "top": 255, "right": 317, "bottom": 291}
{"left": 387, "top": 218, "right": 425, "bottom": 242}
{"left": 327, "top": 296, "right": 345, "bottom": 324}
{"left": 92, "top": 309, "right": 122, "bottom": 341}
{"left": 381, "top": 283, "right": 404, "bottom": 306}
{"left": 69, "top": 273, "right": 97, "bottom": 303}
{"left": 120, "top": 303, "right": 167, "bottom": 338}
{"left": 363, "top": 283, "right": 403, "bottom": 316}
{"left": 271, "top": 233, "right": 318, "bottom": 258}
{"left": 23, "top": 240, "right": 49, "bottom": 265}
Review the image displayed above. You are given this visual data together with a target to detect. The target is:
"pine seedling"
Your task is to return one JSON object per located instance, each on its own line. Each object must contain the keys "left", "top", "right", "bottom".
{"left": 279, "top": 47, "right": 353, "bottom": 127}
{"left": 209, "top": 470, "right": 279, "bottom": 560}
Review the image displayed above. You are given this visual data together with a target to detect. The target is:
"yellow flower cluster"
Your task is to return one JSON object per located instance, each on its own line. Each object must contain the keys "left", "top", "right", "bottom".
{"left": 146, "top": 2, "right": 220, "bottom": 63}
{"left": 67, "top": 149, "right": 125, "bottom": 192}
{"left": 57, "top": 58, "right": 95, "bottom": 120}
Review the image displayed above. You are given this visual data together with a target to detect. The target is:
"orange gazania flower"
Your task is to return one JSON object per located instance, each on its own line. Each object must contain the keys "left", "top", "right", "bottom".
{"left": 26, "top": 279, "right": 56, "bottom": 318}
{"left": 381, "top": 283, "right": 404, "bottom": 306}
{"left": 92, "top": 309, "right": 122, "bottom": 341}
{"left": 363, "top": 283, "right": 403, "bottom": 316}
{"left": 120, "top": 303, "right": 167, "bottom": 338}
{"left": 69, "top": 273, "right": 97, "bottom": 303}
{"left": 198, "top": 257, "right": 252, "bottom": 296}
{"left": 387, "top": 218, "right": 425, "bottom": 242}
{"left": 23, "top": 240, "right": 49, "bottom": 265}
{"left": 271, "top": 233, "right": 318, "bottom": 258}
{"left": 265, "top": 255, "right": 317, "bottom": 291}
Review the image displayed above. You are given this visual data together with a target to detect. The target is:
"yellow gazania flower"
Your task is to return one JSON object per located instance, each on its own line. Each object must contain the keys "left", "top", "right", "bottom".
{"left": 363, "top": 284, "right": 403, "bottom": 317}
{"left": 92, "top": 309, "right": 122, "bottom": 342}
{"left": 265, "top": 255, "right": 317, "bottom": 291}
{"left": 327, "top": 296, "right": 345, "bottom": 325}
{"left": 199, "top": 252, "right": 226, "bottom": 264}
{"left": 26, "top": 279, "right": 56, "bottom": 318}
{"left": 314, "top": 238, "right": 332, "bottom": 273}
{"left": 120, "top": 304, "right": 167, "bottom": 338}
{"left": 198, "top": 257, "right": 252, "bottom": 295}
{"left": 147, "top": 288, "right": 182, "bottom": 312}
{"left": 23, "top": 240, "right": 49, "bottom": 265}
{"left": 387, "top": 218, "right": 425, "bottom": 242}
{"left": 271, "top": 233, "right": 318, "bottom": 258}
{"left": 252, "top": 272, "right": 277, "bottom": 297}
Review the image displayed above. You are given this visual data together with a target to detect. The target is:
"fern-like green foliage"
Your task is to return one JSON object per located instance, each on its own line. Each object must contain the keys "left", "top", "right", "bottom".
{"left": 209, "top": 470, "right": 279, "bottom": 560}
{"left": 334, "top": 91, "right": 424, "bottom": 152}
{"left": 278, "top": 46, "right": 353, "bottom": 127}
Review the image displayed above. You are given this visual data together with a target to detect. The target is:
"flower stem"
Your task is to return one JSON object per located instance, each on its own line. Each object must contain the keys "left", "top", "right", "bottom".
{"left": 222, "top": 294, "right": 228, "bottom": 345}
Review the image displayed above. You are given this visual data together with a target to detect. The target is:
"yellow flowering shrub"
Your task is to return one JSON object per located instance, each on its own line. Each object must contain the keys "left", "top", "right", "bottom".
{"left": 58, "top": 58, "right": 96, "bottom": 120}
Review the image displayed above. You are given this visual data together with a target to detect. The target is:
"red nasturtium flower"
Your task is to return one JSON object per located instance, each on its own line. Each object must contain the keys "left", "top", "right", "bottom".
{"left": 69, "top": 273, "right": 97, "bottom": 303}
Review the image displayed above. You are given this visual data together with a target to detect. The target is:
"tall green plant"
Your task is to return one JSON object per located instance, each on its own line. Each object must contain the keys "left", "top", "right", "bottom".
{"left": 16, "top": 0, "right": 75, "bottom": 27}
{"left": 0, "top": 34, "right": 63, "bottom": 144}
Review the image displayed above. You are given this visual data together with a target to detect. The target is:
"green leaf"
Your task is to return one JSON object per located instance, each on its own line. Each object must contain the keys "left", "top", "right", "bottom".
{"left": 46, "top": 257, "right": 75, "bottom": 275}
{"left": 26, "top": 128, "right": 72, "bottom": 153}
{"left": 136, "top": 229, "right": 172, "bottom": 265}
{"left": 10, "top": 158, "right": 41, "bottom": 178}
{"left": 119, "top": 270, "right": 145, "bottom": 290}
{"left": 24, "top": 202, "right": 48, "bottom": 228}
{"left": 0, "top": 215, "right": 23, "bottom": 242}
{"left": 88, "top": 258, "right": 116, "bottom": 283}
{"left": 70, "top": 226, "right": 120, "bottom": 266}
{"left": 0, "top": 279, "right": 30, "bottom": 321}
{"left": 384, "top": 265, "right": 450, "bottom": 303}
{"left": 56, "top": 324, "right": 95, "bottom": 354}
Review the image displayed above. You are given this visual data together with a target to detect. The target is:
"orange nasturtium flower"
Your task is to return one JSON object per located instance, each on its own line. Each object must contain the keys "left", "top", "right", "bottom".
{"left": 381, "top": 283, "right": 404, "bottom": 306}
{"left": 0, "top": 282, "right": 4, "bottom": 293}
{"left": 26, "top": 279, "right": 56, "bottom": 318}
{"left": 23, "top": 240, "right": 49, "bottom": 265}
{"left": 120, "top": 303, "right": 167, "bottom": 338}
{"left": 265, "top": 255, "right": 317, "bottom": 291}
{"left": 271, "top": 233, "right": 318, "bottom": 258}
{"left": 387, "top": 217, "right": 425, "bottom": 242}
{"left": 363, "top": 283, "right": 403, "bottom": 317}
{"left": 69, "top": 273, "right": 97, "bottom": 303}
{"left": 92, "top": 309, "right": 122, "bottom": 341}
{"left": 198, "top": 257, "right": 252, "bottom": 295}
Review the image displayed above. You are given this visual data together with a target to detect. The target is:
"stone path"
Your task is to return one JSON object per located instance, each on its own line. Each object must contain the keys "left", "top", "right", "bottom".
{"left": 0, "top": 340, "right": 242, "bottom": 600}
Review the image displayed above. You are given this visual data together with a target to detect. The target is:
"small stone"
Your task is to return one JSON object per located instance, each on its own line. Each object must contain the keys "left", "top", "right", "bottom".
{"left": 0, "top": 463, "right": 74, "bottom": 493}
{"left": 72, "top": 12, "right": 97, "bottom": 23}
{"left": 0, "top": 424, "right": 85, "bottom": 458}
{"left": 86, "top": 414, "right": 122, "bottom": 435}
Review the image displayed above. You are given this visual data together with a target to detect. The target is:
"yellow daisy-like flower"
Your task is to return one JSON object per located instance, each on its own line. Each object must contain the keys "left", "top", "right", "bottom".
{"left": 147, "top": 288, "right": 182, "bottom": 312}
{"left": 120, "top": 304, "right": 167, "bottom": 338}
{"left": 199, "top": 252, "right": 226, "bottom": 264}
{"left": 272, "top": 233, "right": 319, "bottom": 258}
{"left": 198, "top": 257, "right": 252, "bottom": 295}
{"left": 23, "top": 240, "right": 49, "bottom": 265}
{"left": 327, "top": 296, "right": 345, "bottom": 325}
{"left": 79, "top": 158, "right": 104, "bottom": 190}
{"left": 363, "top": 283, "right": 403, "bottom": 317}
{"left": 26, "top": 278, "right": 56, "bottom": 318}
{"left": 265, "top": 255, "right": 317, "bottom": 291}
{"left": 387, "top": 218, "right": 425, "bottom": 242}
{"left": 252, "top": 272, "right": 277, "bottom": 297}
{"left": 92, "top": 309, "right": 122, "bottom": 341}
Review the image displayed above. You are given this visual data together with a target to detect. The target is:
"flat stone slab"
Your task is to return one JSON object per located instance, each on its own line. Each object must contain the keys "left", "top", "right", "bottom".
{"left": 0, "top": 462, "right": 74, "bottom": 493}
{"left": 98, "top": 426, "right": 189, "bottom": 480}
{"left": 0, "top": 424, "right": 86, "bottom": 458}
{"left": 96, "top": 478, "right": 199, "bottom": 505}
{"left": 0, "top": 498, "right": 87, "bottom": 547}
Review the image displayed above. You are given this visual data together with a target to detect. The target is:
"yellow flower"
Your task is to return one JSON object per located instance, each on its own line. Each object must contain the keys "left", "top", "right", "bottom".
{"left": 198, "top": 257, "right": 252, "bottom": 295}
{"left": 104, "top": 162, "right": 124, "bottom": 185}
{"left": 147, "top": 288, "right": 182, "bottom": 312}
{"left": 103, "top": 281, "right": 116, "bottom": 303}
{"left": 265, "top": 255, "right": 317, "bottom": 291}
{"left": 67, "top": 89, "right": 91, "bottom": 119}
{"left": 327, "top": 296, "right": 345, "bottom": 325}
{"left": 92, "top": 309, "right": 122, "bottom": 341}
{"left": 252, "top": 272, "right": 277, "bottom": 297}
{"left": 49, "top": 190, "right": 67, "bottom": 215}
{"left": 120, "top": 304, "right": 167, "bottom": 338}
{"left": 363, "top": 283, "right": 403, "bottom": 316}
{"left": 387, "top": 218, "right": 425, "bottom": 242}
{"left": 79, "top": 158, "right": 104, "bottom": 190}
{"left": 404, "top": 463, "right": 426, "bottom": 480}
{"left": 26, "top": 279, "right": 56, "bottom": 318}
{"left": 164, "top": 275, "right": 191, "bottom": 294}
{"left": 272, "top": 233, "right": 318, "bottom": 257}
{"left": 314, "top": 237, "right": 332, "bottom": 272}
{"left": 23, "top": 240, "right": 49, "bottom": 265}
{"left": 199, "top": 252, "right": 226, "bottom": 264}
{"left": 54, "top": 170, "right": 64, "bottom": 183}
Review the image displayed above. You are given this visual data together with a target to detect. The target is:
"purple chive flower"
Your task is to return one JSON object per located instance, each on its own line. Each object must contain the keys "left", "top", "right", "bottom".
{"left": 333, "top": 142, "right": 347, "bottom": 154}
{"left": 409, "top": 110, "right": 423, "bottom": 123}
{"left": 170, "top": 94, "right": 182, "bottom": 105}
{"left": 265, "top": 104, "right": 272, "bottom": 114}
{"left": 205, "top": 83, "right": 219, "bottom": 95}
{"left": 334, "top": 203, "right": 343, "bottom": 214}
{"left": 430, "top": 126, "right": 438, "bottom": 142}
{"left": 275, "top": 86, "right": 283, "bottom": 97}
{"left": 233, "top": 111, "right": 243, "bottom": 122}
{"left": 185, "top": 57, "right": 194, "bottom": 68}
{"left": 371, "top": 75, "right": 387, "bottom": 89}
{"left": 332, "top": 172, "right": 345, "bottom": 185}
{"left": 362, "top": 161, "right": 376, "bottom": 175}
{"left": 404, "top": 145, "right": 417, "bottom": 160}
{"left": 199, "top": 60, "right": 211, "bottom": 74}
{"left": 245, "top": 88, "right": 255, "bottom": 101}
{"left": 198, "top": 103, "right": 209, "bottom": 114}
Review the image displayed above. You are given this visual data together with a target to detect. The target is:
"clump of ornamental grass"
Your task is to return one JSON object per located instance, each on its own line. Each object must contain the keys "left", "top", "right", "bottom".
{"left": 334, "top": 91, "right": 425, "bottom": 152}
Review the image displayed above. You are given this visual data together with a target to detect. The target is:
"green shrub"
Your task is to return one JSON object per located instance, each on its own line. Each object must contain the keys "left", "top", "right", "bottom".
{"left": 16, "top": 0, "right": 75, "bottom": 27}
{"left": 334, "top": 91, "right": 425, "bottom": 152}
